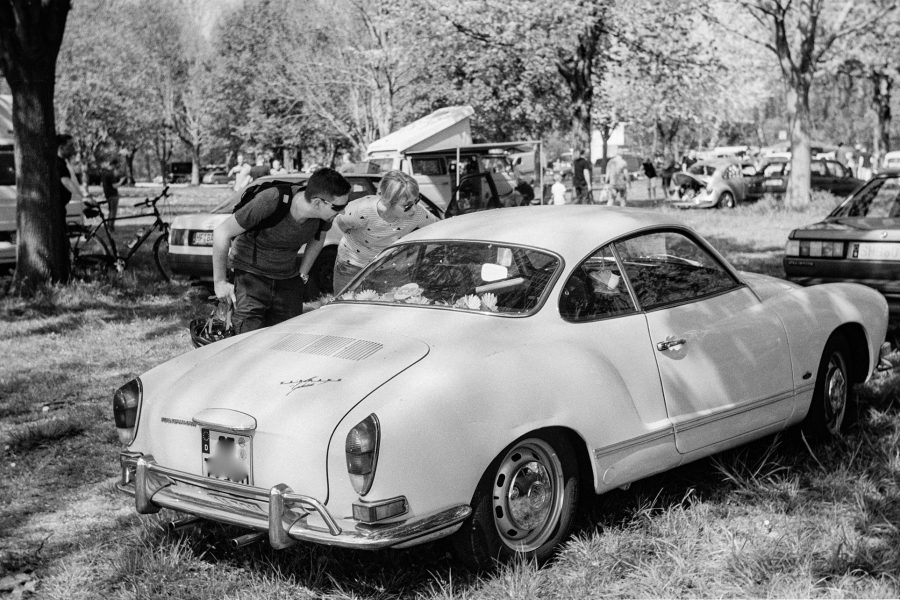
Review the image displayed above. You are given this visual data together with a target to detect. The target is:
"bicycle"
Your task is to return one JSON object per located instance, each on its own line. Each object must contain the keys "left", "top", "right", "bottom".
{"left": 69, "top": 186, "right": 174, "bottom": 281}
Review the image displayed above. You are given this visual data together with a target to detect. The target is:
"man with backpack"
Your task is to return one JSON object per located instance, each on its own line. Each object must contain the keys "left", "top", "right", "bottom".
{"left": 212, "top": 167, "right": 352, "bottom": 333}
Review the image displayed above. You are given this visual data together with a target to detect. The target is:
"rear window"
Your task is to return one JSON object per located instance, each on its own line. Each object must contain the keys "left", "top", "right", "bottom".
{"left": 833, "top": 176, "right": 900, "bottom": 218}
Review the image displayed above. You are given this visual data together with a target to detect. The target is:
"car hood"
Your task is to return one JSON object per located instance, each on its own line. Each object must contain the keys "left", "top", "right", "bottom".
{"left": 170, "top": 212, "right": 229, "bottom": 230}
{"left": 138, "top": 306, "right": 430, "bottom": 499}
{"left": 792, "top": 217, "right": 900, "bottom": 241}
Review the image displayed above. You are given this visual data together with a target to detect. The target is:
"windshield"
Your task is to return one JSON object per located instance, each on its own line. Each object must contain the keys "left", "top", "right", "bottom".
{"left": 832, "top": 176, "right": 900, "bottom": 218}
{"left": 335, "top": 241, "right": 560, "bottom": 315}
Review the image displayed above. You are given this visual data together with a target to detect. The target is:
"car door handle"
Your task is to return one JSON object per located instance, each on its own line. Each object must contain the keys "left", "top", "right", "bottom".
{"left": 656, "top": 338, "right": 687, "bottom": 351}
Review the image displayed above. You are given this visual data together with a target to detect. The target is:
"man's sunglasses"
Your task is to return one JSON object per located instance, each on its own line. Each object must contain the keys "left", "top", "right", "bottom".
{"left": 316, "top": 197, "right": 348, "bottom": 212}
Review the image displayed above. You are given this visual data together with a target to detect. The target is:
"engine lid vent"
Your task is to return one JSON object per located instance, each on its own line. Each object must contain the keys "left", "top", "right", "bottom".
{"left": 270, "top": 334, "right": 383, "bottom": 361}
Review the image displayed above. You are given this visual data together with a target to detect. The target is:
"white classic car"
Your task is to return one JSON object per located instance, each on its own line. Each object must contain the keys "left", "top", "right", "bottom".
{"left": 115, "top": 206, "right": 889, "bottom": 568}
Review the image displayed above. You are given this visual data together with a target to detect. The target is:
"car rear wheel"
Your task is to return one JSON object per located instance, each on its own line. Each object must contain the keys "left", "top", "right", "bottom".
{"left": 804, "top": 334, "right": 851, "bottom": 438}
{"left": 452, "top": 433, "right": 579, "bottom": 570}
{"left": 717, "top": 191, "right": 736, "bottom": 209}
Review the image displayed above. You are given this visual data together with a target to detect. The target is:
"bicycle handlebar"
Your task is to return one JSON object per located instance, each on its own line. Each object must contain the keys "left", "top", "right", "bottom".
{"left": 133, "top": 186, "right": 172, "bottom": 208}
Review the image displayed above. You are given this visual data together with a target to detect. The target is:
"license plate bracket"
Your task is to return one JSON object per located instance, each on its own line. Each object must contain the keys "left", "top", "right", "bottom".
{"left": 201, "top": 428, "right": 253, "bottom": 485}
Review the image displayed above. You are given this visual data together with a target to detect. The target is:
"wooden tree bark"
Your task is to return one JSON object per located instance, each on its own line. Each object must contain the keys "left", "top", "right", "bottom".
{"left": 871, "top": 68, "right": 892, "bottom": 157}
{"left": 0, "top": 0, "right": 71, "bottom": 288}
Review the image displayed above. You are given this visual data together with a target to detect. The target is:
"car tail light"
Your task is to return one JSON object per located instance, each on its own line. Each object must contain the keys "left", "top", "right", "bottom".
{"left": 794, "top": 240, "right": 845, "bottom": 258}
{"left": 113, "top": 378, "right": 142, "bottom": 445}
{"left": 785, "top": 240, "right": 800, "bottom": 256}
{"left": 346, "top": 414, "right": 380, "bottom": 495}
{"left": 705, "top": 186, "right": 713, "bottom": 194}
{"left": 169, "top": 229, "right": 188, "bottom": 246}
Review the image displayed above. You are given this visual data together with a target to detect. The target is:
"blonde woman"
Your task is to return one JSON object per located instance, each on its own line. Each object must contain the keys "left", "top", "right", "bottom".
{"left": 333, "top": 170, "right": 437, "bottom": 293}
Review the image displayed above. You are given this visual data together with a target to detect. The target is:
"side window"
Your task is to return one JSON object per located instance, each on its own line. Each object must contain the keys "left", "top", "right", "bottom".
{"left": 411, "top": 158, "right": 446, "bottom": 177}
{"left": 614, "top": 231, "right": 739, "bottom": 310}
{"left": 763, "top": 163, "right": 785, "bottom": 177}
{"left": 559, "top": 245, "right": 636, "bottom": 322}
{"left": 828, "top": 162, "right": 847, "bottom": 178}
{"left": 0, "top": 147, "right": 13, "bottom": 185}
{"left": 810, "top": 161, "right": 827, "bottom": 176}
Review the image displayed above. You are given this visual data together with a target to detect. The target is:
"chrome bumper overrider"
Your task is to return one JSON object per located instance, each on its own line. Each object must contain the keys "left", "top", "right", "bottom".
{"left": 118, "top": 452, "right": 471, "bottom": 550}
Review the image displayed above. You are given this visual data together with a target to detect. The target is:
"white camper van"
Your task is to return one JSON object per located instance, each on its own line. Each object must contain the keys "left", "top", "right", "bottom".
{"left": 366, "top": 106, "right": 542, "bottom": 211}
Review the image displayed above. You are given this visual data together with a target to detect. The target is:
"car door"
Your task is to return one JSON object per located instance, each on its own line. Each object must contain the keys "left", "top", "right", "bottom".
{"left": 810, "top": 160, "right": 829, "bottom": 191}
{"left": 558, "top": 244, "right": 679, "bottom": 482}
{"left": 614, "top": 230, "right": 794, "bottom": 455}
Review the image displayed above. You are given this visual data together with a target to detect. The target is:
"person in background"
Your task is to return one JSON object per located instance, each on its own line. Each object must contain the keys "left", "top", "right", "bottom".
{"left": 605, "top": 153, "right": 629, "bottom": 207}
{"left": 660, "top": 154, "right": 676, "bottom": 200}
{"left": 270, "top": 159, "right": 288, "bottom": 175}
{"left": 551, "top": 172, "right": 567, "bottom": 205}
{"left": 249, "top": 155, "right": 270, "bottom": 180}
{"left": 642, "top": 157, "right": 658, "bottom": 200}
{"left": 213, "top": 167, "right": 351, "bottom": 333}
{"left": 332, "top": 170, "right": 437, "bottom": 293}
{"left": 681, "top": 149, "right": 698, "bottom": 172}
{"left": 572, "top": 149, "right": 592, "bottom": 204}
{"left": 57, "top": 134, "right": 84, "bottom": 208}
{"left": 101, "top": 158, "right": 124, "bottom": 230}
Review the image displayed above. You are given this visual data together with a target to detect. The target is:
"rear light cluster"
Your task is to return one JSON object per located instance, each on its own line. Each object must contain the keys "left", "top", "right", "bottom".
{"left": 785, "top": 240, "right": 845, "bottom": 258}
{"left": 345, "top": 414, "right": 380, "bottom": 495}
{"left": 169, "top": 229, "right": 189, "bottom": 246}
{"left": 113, "top": 378, "right": 142, "bottom": 445}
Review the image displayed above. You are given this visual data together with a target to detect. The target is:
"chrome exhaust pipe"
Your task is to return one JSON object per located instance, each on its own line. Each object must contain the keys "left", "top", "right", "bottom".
{"left": 166, "top": 517, "right": 200, "bottom": 533}
{"left": 229, "top": 531, "right": 267, "bottom": 549}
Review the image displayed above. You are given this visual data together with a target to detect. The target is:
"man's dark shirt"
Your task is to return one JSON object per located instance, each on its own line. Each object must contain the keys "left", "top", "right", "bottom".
{"left": 573, "top": 157, "right": 590, "bottom": 187}
{"left": 58, "top": 156, "right": 71, "bottom": 205}
{"left": 249, "top": 164, "right": 270, "bottom": 180}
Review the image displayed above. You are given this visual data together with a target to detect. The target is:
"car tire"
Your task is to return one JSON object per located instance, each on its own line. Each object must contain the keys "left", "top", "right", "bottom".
{"left": 717, "top": 191, "right": 736, "bottom": 209}
{"left": 452, "top": 433, "right": 579, "bottom": 571}
{"left": 803, "top": 333, "right": 852, "bottom": 439}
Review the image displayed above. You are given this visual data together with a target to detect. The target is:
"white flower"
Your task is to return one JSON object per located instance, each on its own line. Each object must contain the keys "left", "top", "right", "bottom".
{"left": 340, "top": 291, "right": 355, "bottom": 301}
{"left": 394, "top": 283, "right": 422, "bottom": 300}
{"left": 455, "top": 294, "right": 481, "bottom": 310}
{"left": 354, "top": 289, "right": 378, "bottom": 301}
{"left": 405, "top": 295, "right": 431, "bottom": 305}
{"left": 480, "top": 293, "right": 498, "bottom": 312}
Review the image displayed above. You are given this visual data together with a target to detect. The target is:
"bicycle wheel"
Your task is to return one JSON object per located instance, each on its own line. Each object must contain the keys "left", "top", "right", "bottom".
{"left": 71, "top": 233, "right": 114, "bottom": 279}
{"left": 153, "top": 233, "right": 174, "bottom": 282}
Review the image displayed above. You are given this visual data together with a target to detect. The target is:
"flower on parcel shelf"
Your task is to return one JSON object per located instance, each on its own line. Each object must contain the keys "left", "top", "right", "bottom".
{"left": 354, "top": 289, "right": 378, "bottom": 301}
{"left": 405, "top": 295, "right": 431, "bottom": 305}
{"left": 454, "top": 294, "right": 482, "bottom": 310}
{"left": 480, "top": 292, "right": 498, "bottom": 312}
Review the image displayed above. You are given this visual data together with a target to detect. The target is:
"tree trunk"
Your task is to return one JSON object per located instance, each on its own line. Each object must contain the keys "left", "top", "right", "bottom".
{"left": 123, "top": 147, "right": 136, "bottom": 185}
{"left": 191, "top": 144, "right": 201, "bottom": 186}
{"left": 785, "top": 84, "right": 812, "bottom": 209}
{"left": 871, "top": 69, "right": 892, "bottom": 158}
{"left": 11, "top": 80, "right": 68, "bottom": 285}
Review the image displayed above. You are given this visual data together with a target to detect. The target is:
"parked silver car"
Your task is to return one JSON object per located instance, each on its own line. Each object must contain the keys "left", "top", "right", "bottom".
{"left": 669, "top": 159, "right": 748, "bottom": 209}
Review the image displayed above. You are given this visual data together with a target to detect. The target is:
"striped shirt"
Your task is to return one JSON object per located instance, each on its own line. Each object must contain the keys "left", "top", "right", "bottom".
{"left": 335, "top": 195, "right": 437, "bottom": 267}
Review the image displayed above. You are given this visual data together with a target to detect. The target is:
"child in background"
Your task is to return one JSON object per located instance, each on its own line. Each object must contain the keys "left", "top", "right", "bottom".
{"left": 551, "top": 173, "right": 567, "bottom": 205}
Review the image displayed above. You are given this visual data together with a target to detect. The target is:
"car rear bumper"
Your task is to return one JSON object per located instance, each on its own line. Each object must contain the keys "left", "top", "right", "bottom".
{"left": 169, "top": 246, "right": 213, "bottom": 280}
{"left": 117, "top": 452, "right": 471, "bottom": 550}
{"left": 783, "top": 257, "right": 900, "bottom": 313}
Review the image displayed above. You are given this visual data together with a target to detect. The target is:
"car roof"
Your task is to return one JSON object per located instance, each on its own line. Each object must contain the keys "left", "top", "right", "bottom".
{"left": 401, "top": 206, "right": 688, "bottom": 257}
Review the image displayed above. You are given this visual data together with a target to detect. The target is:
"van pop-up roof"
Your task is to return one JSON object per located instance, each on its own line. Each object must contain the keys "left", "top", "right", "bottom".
{"left": 366, "top": 106, "right": 474, "bottom": 159}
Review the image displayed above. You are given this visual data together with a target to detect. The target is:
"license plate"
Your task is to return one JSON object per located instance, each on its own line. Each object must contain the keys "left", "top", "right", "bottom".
{"left": 854, "top": 243, "right": 900, "bottom": 261}
{"left": 191, "top": 231, "right": 214, "bottom": 246}
{"left": 764, "top": 179, "right": 783, "bottom": 187}
{"left": 201, "top": 428, "right": 252, "bottom": 485}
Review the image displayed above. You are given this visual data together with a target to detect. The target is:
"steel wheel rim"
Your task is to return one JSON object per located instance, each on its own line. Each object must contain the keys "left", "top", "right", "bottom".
{"left": 824, "top": 352, "right": 848, "bottom": 434}
{"left": 491, "top": 438, "right": 564, "bottom": 552}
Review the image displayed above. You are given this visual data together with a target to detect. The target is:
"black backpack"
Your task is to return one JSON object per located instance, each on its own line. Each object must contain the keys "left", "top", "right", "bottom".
{"left": 233, "top": 179, "right": 304, "bottom": 233}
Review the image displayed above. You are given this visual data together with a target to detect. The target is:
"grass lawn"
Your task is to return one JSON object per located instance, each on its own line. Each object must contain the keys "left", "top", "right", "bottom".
{"left": 1, "top": 186, "right": 899, "bottom": 599}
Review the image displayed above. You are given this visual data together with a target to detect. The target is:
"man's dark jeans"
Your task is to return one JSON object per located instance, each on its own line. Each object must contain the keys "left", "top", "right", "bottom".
{"left": 233, "top": 269, "right": 304, "bottom": 333}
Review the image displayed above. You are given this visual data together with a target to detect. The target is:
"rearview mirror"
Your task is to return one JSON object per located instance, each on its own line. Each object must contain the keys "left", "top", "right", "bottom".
{"left": 481, "top": 263, "right": 509, "bottom": 282}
